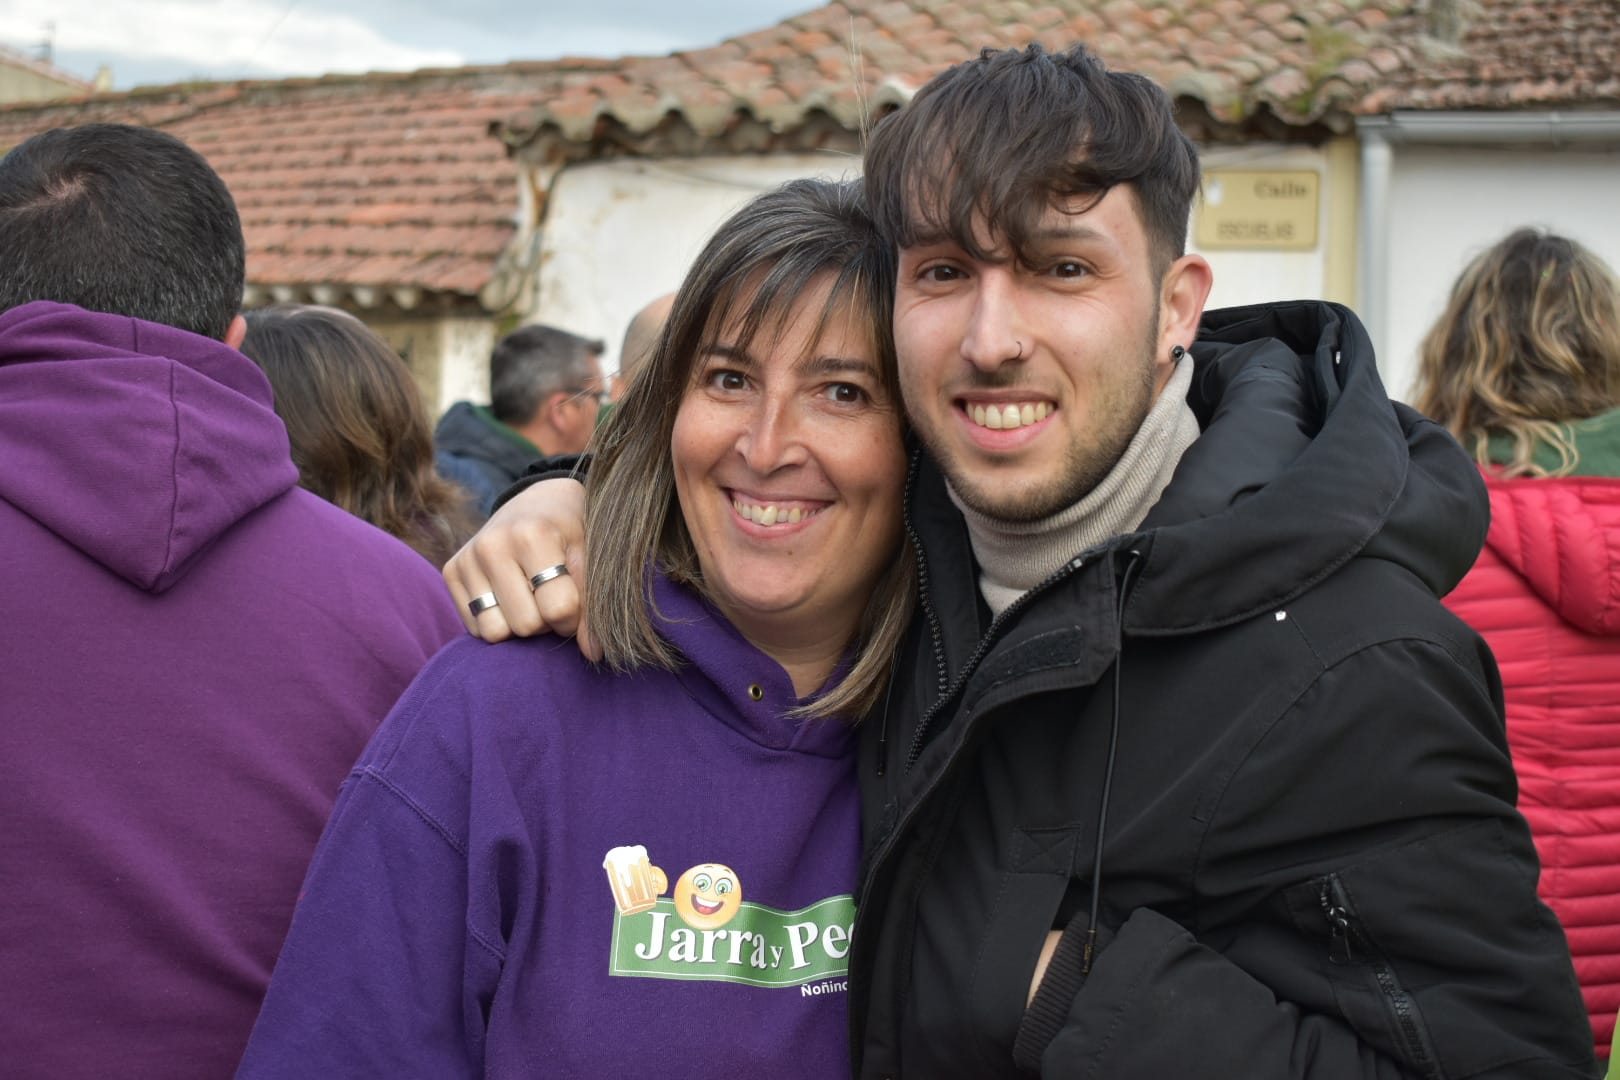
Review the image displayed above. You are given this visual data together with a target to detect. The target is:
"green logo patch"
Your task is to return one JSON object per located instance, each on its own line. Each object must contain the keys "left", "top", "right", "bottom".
{"left": 609, "top": 895, "right": 855, "bottom": 988}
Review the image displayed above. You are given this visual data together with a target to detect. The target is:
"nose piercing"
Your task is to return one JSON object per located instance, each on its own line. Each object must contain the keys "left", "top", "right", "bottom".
{"left": 1013, "top": 340, "right": 1024, "bottom": 360}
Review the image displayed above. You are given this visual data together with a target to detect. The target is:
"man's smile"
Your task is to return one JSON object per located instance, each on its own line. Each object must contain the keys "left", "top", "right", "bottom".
{"left": 961, "top": 400, "right": 1055, "bottom": 431}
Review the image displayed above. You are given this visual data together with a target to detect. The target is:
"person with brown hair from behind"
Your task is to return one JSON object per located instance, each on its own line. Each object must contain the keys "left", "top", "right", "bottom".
{"left": 240, "top": 303, "right": 478, "bottom": 569}
{"left": 1415, "top": 227, "right": 1620, "bottom": 1063}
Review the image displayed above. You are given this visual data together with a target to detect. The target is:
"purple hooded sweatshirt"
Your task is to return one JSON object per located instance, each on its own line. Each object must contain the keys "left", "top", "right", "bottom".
{"left": 236, "top": 575, "right": 862, "bottom": 1079}
{"left": 0, "top": 301, "right": 463, "bottom": 1080}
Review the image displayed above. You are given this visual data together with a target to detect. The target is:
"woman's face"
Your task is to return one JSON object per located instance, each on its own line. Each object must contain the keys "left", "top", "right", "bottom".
{"left": 671, "top": 276, "right": 906, "bottom": 652}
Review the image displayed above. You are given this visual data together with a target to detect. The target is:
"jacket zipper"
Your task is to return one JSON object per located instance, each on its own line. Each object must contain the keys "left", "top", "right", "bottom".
{"left": 903, "top": 552, "right": 1091, "bottom": 771}
{"left": 1320, "top": 875, "right": 1440, "bottom": 1078}
{"left": 852, "top": 545, "right": 1127, "bottom": 1074}
{"left": 874, "top": 453, "right": 946, "bottom": 780}
{"left": 903, "top": 456, "right": 949, "bottom": 703}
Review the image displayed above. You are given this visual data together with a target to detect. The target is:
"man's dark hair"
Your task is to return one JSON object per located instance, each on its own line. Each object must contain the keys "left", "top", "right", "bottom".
{"left": 0, "top": 123, "right": 244, "bottom": 340}
{"left": 864, "top": 44, "right": 1200, "bottom": 278}
{"left": 489, "top": 324, "right": 605, "bottom": 425}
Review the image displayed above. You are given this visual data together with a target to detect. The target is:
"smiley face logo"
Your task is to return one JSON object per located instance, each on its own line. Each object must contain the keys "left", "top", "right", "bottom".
{"left": 672, "top": 863, "right": 742, "bottom": 929}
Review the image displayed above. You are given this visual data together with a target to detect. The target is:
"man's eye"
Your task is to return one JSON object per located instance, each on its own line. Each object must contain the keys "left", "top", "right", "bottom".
{"left": 1051, "top": 261, "right": 1088, "bottom": 278}
{"left": 921, "top": 265, "right": 962, "bottom": 282}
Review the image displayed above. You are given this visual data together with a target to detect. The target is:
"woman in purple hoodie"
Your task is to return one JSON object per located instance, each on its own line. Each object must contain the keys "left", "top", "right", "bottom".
{"left": 237, "top": 178, "right": 912, "bottom": 1078}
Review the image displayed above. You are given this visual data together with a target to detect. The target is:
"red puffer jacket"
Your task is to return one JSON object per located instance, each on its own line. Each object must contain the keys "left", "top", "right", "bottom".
{"left": 1445, "top": 470, "right": 1620, "bottom": 1057}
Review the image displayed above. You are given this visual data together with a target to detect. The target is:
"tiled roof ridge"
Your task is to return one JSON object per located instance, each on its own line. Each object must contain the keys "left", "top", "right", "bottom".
{"left": 496, "top": 0, "right": 1400, "bottom": 156}
{"left": 0, "top": 55, "right": 579, "bottom": 306}
{"left": 1359, "top": 0, "right": 1620, "bottom": 112}
{"left": 0, "top": 42, "right": 94, "bottom": 90}
{"left": 490, "top": 0, "right": 933, "bottom": 158}
{"left": 0, "top": 0, "right": 1613, "bottom": 307}
{"left": 0, "top": 55, "right": 625, "bottom": 118}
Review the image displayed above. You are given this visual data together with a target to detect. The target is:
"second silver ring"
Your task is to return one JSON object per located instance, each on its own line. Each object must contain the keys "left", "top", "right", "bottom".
{"left": 529, "top": 563, "right": 571, "bottom": 590}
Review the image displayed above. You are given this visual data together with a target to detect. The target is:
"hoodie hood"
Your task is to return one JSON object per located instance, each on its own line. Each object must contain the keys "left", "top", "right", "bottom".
{"left": 1128, "top": 300, "right": 1488, "bottom": 633}
{"left": 1480, "top": 474, "right": 1620, "bottom": 636}
{"left": 0, "top": 301, "right": 297, "bottom": 593}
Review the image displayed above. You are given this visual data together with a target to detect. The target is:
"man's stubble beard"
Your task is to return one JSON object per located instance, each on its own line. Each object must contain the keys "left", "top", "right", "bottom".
{"left": 908, "top": 325, "right": 1162, "bottom": 526}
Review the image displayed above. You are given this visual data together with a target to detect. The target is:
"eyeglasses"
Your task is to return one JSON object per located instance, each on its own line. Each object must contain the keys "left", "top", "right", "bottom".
{"left": 565, "top": 386, "right": 612, "bottom": 409}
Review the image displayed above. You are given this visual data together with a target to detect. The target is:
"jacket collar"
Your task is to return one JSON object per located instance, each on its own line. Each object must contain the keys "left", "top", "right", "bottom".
{"left": 905, "top": 301, "right": 1489, "bottom": 652}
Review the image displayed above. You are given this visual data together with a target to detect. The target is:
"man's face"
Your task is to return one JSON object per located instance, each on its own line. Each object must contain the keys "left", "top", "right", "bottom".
{"left": 893, "top": 187, "right": 1181, "bottom": 523}
{"left": 557, "top": 355, "right": 608, "bottom": 453}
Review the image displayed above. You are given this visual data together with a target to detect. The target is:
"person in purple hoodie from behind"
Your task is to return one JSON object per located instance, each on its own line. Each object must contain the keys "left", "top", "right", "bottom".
{"left": 236, "top": 178, "right": 911, "bottom": 1078}
{"left": 0, "top": 124, "right": 464, "bottom": 1080}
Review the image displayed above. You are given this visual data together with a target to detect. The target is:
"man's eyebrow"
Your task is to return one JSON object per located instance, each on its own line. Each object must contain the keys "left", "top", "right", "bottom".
{"left": 1027, "top": 223, "right": 1113, "bottom": 245}
{"left": 903, "top": 227, "right": 953, "bottom": 248}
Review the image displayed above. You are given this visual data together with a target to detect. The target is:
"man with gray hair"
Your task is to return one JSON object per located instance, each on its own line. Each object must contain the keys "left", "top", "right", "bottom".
{"left": 435, "top": 324, "right": 605, "bottom": 517}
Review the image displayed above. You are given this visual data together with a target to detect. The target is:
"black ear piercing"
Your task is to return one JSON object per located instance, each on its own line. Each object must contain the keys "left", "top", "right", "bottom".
{"left": 1170, "top": 344, "right": 1186, "bottom": 361}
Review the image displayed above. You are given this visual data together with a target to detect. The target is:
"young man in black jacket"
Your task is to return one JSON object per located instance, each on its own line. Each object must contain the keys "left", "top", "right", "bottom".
{"left": 445, "top": 44, "right": 1596, "bottom": 1079}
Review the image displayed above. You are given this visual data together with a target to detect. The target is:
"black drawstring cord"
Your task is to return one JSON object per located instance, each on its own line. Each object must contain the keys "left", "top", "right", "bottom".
{"left": 1083, "top": 548, "right": 1143, "bottom": 975}
{"left": 875, "top": 655, "right": 899, "bottom": 777}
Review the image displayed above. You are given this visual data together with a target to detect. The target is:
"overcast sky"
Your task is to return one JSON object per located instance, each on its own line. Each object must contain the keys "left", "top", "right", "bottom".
{"left": 2, "top": 0, "right": 818, "bottom": 90}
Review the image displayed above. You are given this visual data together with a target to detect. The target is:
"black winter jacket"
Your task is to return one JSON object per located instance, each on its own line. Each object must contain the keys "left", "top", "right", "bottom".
{"left": 434, "top": 401, "right": 540, "bottom": 518}
{"left": 849, "top": 302, "right": 1596, "bottom": 1079}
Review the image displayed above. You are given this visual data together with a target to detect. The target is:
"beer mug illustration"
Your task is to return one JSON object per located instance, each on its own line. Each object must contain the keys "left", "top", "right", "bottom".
{"left": 603, "top": 845, "right": 668, "bottom": 916}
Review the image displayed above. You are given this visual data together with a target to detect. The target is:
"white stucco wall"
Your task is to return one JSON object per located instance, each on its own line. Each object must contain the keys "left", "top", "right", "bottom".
{"left": 1378, "top": 145, "right": 1620, "bottom": 400}
{"left": 1191, "top": 144, "right": 1334, "bottom": 313}
{"left": 370, "top": 315, "right": 497, "bottom": 418}
{"left": 0, "top": 63, "right": 85, "bottom": 104}
{"left": 530, "top": 144, "right": 1336, "bottom": 380}
{"left": 531, "top": 153, "right": 863, "bottom": 376}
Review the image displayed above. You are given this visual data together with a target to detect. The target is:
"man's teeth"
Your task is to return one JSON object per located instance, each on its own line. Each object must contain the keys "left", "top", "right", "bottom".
{"left": 733, "top": 500, "right": 821, "bottom": 526}
{"left": 969, "top": 402, "right": 1051, "bottom": 430}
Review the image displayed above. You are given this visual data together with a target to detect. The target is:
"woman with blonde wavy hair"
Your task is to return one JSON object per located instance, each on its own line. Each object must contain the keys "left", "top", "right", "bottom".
{"left": 1415, "top": 227, "right": 1620, "bottom": 1060}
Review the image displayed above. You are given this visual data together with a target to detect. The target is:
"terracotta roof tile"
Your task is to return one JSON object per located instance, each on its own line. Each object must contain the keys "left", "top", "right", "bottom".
{"left": 1, "top": 0, "right": 1608, "bottom": 303}
{"left": 0, "top": 64, "right": 586, "bottom": 302}
{"left": 1361, "top": 0, "right": 1620, "bottom": 111}
{"left": 489, "top": 0, "right": 1451, "bottom": 151}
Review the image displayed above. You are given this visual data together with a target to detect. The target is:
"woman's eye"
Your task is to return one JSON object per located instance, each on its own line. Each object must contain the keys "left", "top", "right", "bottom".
{"left": 825, "top": 383, "right": 865, "bottom": 404}
{"left": 920, "top": 265, "right": 961, "bottom": 283}
{"left": 707, "top": 370, "right": 746, "bottom": 391}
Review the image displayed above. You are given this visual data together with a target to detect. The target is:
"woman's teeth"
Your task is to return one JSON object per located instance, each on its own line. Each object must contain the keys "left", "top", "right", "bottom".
{"left": 733, "top": 500, "right": 822, "bottom": 526}
{"left": 969, "top": 402, "right": 1050, "bottom": 430}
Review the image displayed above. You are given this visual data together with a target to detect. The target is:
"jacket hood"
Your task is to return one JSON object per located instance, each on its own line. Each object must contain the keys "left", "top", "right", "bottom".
{"left": 0, "top": 301, "right": 297, "bottom": 593}
{"left": 1131, "top": 301, "right": 1486, "bottom": 633}
{"left": 1480, "top": 474, "right": 1620, "bottom": 635}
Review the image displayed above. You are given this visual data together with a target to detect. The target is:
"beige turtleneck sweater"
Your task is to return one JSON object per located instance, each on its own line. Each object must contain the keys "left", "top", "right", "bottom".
{"left": 948, "top": 354, "right": 1200, "bottom": 616}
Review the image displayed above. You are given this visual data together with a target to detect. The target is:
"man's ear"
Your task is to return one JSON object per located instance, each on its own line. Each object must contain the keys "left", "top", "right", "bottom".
{"left": 540, "top": 391, "right": 573, "bottom": 430}
{"left": 224, "top": 314, "right": 248, "bottom": 350}
{"left": 1158, "top": 254, "right": 1213, "bottom": 357}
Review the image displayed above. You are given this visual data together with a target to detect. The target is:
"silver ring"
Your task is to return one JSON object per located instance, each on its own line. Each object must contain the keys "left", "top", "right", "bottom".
{"left": 529, "top": 563, "right": 570, "bottom": 590}
{"left": 467, "top": 592, "right": 500, "bottom": 616}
